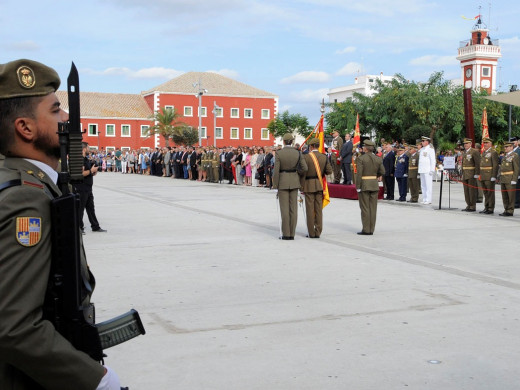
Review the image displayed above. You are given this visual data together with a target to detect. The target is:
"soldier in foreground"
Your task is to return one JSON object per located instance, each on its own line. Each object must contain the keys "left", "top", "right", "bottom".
{"left": 461, "top": 138, "right": 481, "bottom": 212}
{"left": 355, "top": 140, "right": 385, "bottom": 235}
{"left": 498, "top": 141, "right": 519, "bottom": 216}
{"left": 0, "top": 59, "right": 122, "bottom": 389}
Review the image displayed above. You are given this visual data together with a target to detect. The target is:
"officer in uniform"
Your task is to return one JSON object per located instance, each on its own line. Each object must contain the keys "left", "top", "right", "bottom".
{"left": 407, "top": 142, "right": 420, "bottom": 202}
{"left": 300, "top": 138, "right": 332, "bottom": 238}
{"left": 479, "top": 137, "right": 499, "bottom": 214}
{"left": 498, "top": 141, "right": 520, "bottom": 216}
{"left": 330, "top": 129, "right": 343, "bottom": 183}
{"left": 211, "top": 147, "right": 219, "bottom": 183}
{"left": 475, "top": 142, "right": 484, "bottom": 203}
{"left": 0, "top": 60, "right": 121, "bottom": 389}
{"left": 394, "top": 145, "right": 409, "bottom": 201}
{"left": 511, "top": 137, "right": 520, "bottom": 208}
{"left": 461, "top": 138, "right": 481, "bottom": 212}
{"left": 273, "top": 133, "right": 308, "bottom": 240}
{"left": 355, "top": 140, "right": 385, "bottom": 235}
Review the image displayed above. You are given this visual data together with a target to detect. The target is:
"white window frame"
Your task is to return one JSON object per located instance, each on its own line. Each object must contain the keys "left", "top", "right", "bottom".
{"left": 141, "top": 125, "right": 149, "bottom": 137}
{"left": 482, "top": 66, "right": 491, "bottom": 77}
{"left": 215, "top": 127, "right": 223, "bottom": 139}
{"left": 230, "top": 108, "right": 239, "bottom": 118}
{"left": 261, "top": 109, "right": 270, "bottom": 119}
{"left": 244, "top": 108, "right": 253, "bottom": 119}
{"left": 244, "top": 127, "right": 253, "bottom": 139}
{"left": 121, "top": 147, "right": 131, "bottom": 153}
{"left": 184, "top": 106, "right": 193, "bottom": 117}
{"left": 88, "top": 124, "right": 98, "bottom": 136}
{"left": 199, "top": 107, "right": 207, "bottom": 117}
{"left": 105, "top": 124, "right": 115, "bottom": 137}
{"left": 261, "top": 128, "right": 270, "bottom": 140}
{"left": 105, "top": 146, "right": 115, "bottom": 153}
{"left": 121, "top": 124, "right": 131, "bottom": 137}
{"left": 200, "top": 127, "right": 207, "bottom": 139}
{"left": 214, "top": 107, "right": 223, "bottom": 117}
{"left": 230, "top": 127, "right": 239, "bottom": 139}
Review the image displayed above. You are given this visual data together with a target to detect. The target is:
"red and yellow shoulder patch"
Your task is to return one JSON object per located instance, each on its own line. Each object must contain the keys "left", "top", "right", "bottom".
{"left": 16, "top": 217, "right": 42, "bottom": 246}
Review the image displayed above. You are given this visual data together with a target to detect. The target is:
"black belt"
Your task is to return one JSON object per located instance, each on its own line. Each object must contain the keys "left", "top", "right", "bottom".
{"left": 280, "top": 169, "right": 296, "bottom": 173}
{"left": 305, "top": 175, "right": 318, "bottom": 180}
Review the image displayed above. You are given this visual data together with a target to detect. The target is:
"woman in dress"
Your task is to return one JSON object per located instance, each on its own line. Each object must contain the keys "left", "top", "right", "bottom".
{"left": 251, "top": 147, "right": 259, "bottom": 187}
{"left": 244, "top": 148, "right": 253, "bottom": 186}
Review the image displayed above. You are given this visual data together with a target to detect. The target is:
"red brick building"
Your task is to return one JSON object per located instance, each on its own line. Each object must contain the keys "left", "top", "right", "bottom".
{"left": 57, "top": 71, "right": 278, "bottom": 152}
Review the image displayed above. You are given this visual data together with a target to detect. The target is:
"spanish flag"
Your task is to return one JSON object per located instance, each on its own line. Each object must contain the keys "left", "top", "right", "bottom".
{"left": 481, "top": 107, "right": 489, "bottom": 154}
{"left": 352, "top": 113, "right": 361, "bottom": 174}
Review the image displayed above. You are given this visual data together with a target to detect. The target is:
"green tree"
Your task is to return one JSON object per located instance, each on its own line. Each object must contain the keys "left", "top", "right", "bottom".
{"left": 148, "top": 107, "right": 185, "bottom": 146}
{"left": 171, "top": 126, "right": 199, "bottom": 146}
{"left": 325, "top": 99, "right": 358, "bottom": 136}
{"left": 267, "top": 110, "right": 311, "bottom": 138}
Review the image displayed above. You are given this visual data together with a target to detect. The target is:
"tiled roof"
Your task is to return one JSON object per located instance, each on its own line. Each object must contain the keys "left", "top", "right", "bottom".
{"left": 56, "top": 91, "right": 152, "bottom": 119}
{"left": 143, "top": 71, "right": 276, "bottom": 98}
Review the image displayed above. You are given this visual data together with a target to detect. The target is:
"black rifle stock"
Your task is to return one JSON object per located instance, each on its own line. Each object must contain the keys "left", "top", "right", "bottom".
{"left": 44, "top": 62, "right": 145, "bottom": 364}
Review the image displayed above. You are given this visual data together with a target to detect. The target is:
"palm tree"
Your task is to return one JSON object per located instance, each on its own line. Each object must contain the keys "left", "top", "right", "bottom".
{"left": 148, "top": 107, "right": 185, "bottom": 146}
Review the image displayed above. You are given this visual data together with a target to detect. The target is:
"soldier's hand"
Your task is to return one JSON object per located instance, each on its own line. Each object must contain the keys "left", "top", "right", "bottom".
{"left": 491, "top": 177, "right": 496, "bottom": 181}
{"left": 96, "top": 366, "right": 121, "bottom": 390}
{"left": 429, "top": 171, "right": 434, "bottom": 176}
{"left": 474, "top": 175, "right": 479, "bottom": 179}
{"left": 512, "top": 181, "right": 517, "bottom": 185}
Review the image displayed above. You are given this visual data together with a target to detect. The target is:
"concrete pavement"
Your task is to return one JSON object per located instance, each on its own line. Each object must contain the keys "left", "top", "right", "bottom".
{"left": 83, "top": 172, "right": 520, "bottom": 389}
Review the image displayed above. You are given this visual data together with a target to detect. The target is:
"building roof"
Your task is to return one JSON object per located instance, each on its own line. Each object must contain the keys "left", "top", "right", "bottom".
{"left": 143, "top": 71, "right": 276, "bottom": 98}
{"left": 56, "top": 91, "right": 152, "bottom": 119}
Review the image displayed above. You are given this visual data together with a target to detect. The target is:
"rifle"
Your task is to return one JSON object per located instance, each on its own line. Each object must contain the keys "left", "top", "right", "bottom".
{"left": 44, "top": 62, "right": 145, "bottom": 364}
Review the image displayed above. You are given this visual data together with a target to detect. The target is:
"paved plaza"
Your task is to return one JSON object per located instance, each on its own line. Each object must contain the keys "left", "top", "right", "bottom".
{"left": 84, "top": 173, "right": 520, "bottom": 389}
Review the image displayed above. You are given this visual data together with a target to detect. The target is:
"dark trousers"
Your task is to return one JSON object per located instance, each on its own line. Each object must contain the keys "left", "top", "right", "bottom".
{"left": 77, "top": 188, "right": 100, "bottom": 231}
{"left": 396, "top": 177, "right": 407, "bottom": 200}
{"left": 341, "top": 162, "right": 352, "bottom": 184}
{"left": 384, "top": 176, "right": 394, "bottom": 199}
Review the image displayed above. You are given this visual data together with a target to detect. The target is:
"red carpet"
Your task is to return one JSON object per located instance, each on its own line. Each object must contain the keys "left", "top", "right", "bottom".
{"left": 327, "top": 183, "right": 385, "bottom": 200}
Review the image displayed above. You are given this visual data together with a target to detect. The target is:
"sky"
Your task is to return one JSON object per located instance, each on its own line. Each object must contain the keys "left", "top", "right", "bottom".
{"left": 1, "top": 0, "right": 519, "bottom": 124}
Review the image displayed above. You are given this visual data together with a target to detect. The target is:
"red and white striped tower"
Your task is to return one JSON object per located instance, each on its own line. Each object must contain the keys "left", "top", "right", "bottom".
{"left": 456, "top": 15, "right": 501, "bottom": 95}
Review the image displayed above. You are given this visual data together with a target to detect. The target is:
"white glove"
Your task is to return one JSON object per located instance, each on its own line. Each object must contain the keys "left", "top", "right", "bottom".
{"left": 429, "top": 171, "right": 434, "bottom": 176}
{"left": 491, "top": 177, "right": 496, "bottom": 181}
{"left": 474, "top": 175, "right": 479, "bottom": 179}
{"left": 512, "top": 181, "right": 517, "bottom": 185}
{"left": 356, "top": 189, "right": 361, "bottom": 193}
{"left": 96, "top": 366, "right": 121, "bottom": 390}
{"left": 404, "top": 174, "right": 408, "bottom": 177}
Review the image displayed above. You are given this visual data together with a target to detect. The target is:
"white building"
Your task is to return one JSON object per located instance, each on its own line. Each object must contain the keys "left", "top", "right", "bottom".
{"left": 327, "top": 73, "right": 395, "bottom": 103}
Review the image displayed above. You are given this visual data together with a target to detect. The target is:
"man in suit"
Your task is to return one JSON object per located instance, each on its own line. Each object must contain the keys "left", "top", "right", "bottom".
{"left": 382, "top": 143, "right": 395, "bottom": 200}
{"left": 300, "top": 138, "right": 332, "bottom": 238}
{"left": 273, "top": 133, "right": 308, "bottom": 240}
{"left": 0, "top": 59, "right": 121, "bottom": 389}
{"left": 340, "top": 133, "right": 353, "bottom": 185}
{"left": 479, "top": 137, "right": 499, "bottom": 214}
{"left": 355, "top": 140, "right": 385, "bottom": 235}
{"left": 461, "top": 138, "right": 481, "bottom": 212}
{"left": 225, "top": 147, "right": 234, "bottom": 184}
{"left": 394, "top": 145, "right": 409, "bottom": 201}
{"left": 163, "top": 146, "right": 171, "bottom": 177}
{"left": 499, "top": 141, "right": 520, "bottom": 216}
{"left": 331, "top": 129, "right": 343, "bottom": 183}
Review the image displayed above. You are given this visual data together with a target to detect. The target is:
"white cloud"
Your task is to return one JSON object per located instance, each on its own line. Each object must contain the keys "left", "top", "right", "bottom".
{"left": 6, "top": 41, "right": 40, "bottom": 51}
{"left": 335, "top": 46, "right": 357, "bottom": 54}
{"left": 501, "top": 36, "right": 520, "bottom": 45}
{"left": 409, "top": 55, "right": 458, "bottom": 67}
{"left": 281, "top": 71, "right": 331, "bottom": 84}
{"left": 302, "top": 0, "right": 432, "bottom": 16}
{"left": 336, "top": 62, "right": 365, "bottom": 76}
{"left": 84, "top": 67, "right": 184, "bottom": 79}
{"left": 207, "top": 69, "right": 240, "bottom": 79}
{"left": 288, "top": 88, "right": 330, "bottom": 103}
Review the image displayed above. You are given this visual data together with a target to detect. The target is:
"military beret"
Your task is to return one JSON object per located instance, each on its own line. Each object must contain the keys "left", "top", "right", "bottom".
{"left": 308, "top": 138, "right": 320, "bottom": 146}
{"left": 504, "top": 141, "right": 514, "bottom": 147}
{"left": 0, "top": 59, "right": 60, "bottom": 100}
{"left": 409, "top": 144, "right": 417, "bottom": 149}
{"left": 283, "top": 133, "right": 294, "bottom": 141}
{"left": 482, "top": 137, "right": 493, "bottom": 143}
{"left": 363, "top": 140, "right": 375, "bottom": 147}
{"left": 463, "top": 138, "right": 473, "bottom": 144}
{"left": 421, "top": 136, "right": 431, "bottom": 142}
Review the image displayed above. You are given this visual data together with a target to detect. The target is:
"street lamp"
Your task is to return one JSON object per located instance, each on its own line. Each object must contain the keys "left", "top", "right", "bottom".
{"left": 212, "top": 101, "right": 221, "bottom": 148}
{"left": 193, "top": 80, "right": 207, "bottom": 147}
{"left": 509, "top": 84, "right": 517, "bottom": 141}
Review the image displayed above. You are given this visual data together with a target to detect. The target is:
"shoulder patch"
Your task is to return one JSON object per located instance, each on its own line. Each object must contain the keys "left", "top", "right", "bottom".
{"left": 22, "top": 180, "right": 44, "bottom": 189}
{"left": 16, "top": 217, "right": 42, "bottom": 247}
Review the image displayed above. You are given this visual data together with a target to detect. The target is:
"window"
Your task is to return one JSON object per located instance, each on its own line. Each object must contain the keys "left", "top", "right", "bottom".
{"left": 244, "top": 128, "right": 252, "bottom": 139}
{"left": 261, "top": 109, "right": 270, "bottom": 119}
{"left": 244, "top": 108, "right": 253, "bottom": 118}
{"left": 482, "top": 67, "right": 491, "bottom": 77}
{"left": 230, "top": 108, "right": 239, "bottom": 118}
{"left": 141, "top": 125, "right": 149, "bottom": 137}
{"left": 184, "top": 106, "right": 193, "bottom": 116}
{"left": 200, "top": 127, "right": 207, "bottom": 138}
{"left": 122, "top": 147, "right": 131, "bottom": 153}
{"left": 199, "top": 107, "right": 207, "bottom": 117}
{"left": 214, "top": 107, "right": 223, "bottom": 117}
{"left": 230, "top": 127, "right": 239, "bottom": 139}
{"left": 121, "top": 125, "right": 130, "bottom": 137}
{"left": 105, "top": 124, "right": 115, "bottom": 137}
{"left": 165, "top": 105, "right": 174, "bottom": 111}
{"left": 261, "top": 128, "right": 270, "bottom": 140}
{"left": 215, "top": 127, "right": 223, "bottom": 139}
{"left": 88, "top": 124, "right": 98, "bottom": 136}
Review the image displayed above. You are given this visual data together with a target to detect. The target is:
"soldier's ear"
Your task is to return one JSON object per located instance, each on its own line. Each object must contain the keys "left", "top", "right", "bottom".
{"left": 14, "top": 117, "right": 37, "bottom": 142}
